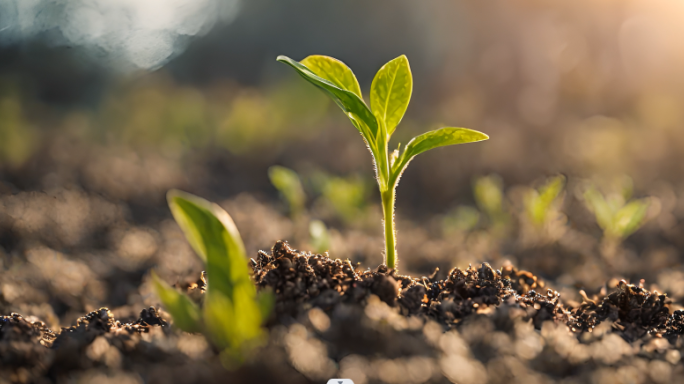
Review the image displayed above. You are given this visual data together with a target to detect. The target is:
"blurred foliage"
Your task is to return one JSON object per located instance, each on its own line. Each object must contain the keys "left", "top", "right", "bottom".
{"left": 154, "top": 190, "right": 271, "bottom": 365}
{"left": 442, "top": 205, "right": 481, "bottom": 234}
{"left": 309, "top": 219, "right": 331, "bottom": 253}
{"left": 524, "top": 174, "right": 566, "bottom": 227}
{"left": 582, "top": 181, "right": 653, "bottom": 241}
{"left": 473, "top": 174, "right": 510, "bottom": 234}
{"left": 311, "top": 171, "right": 371, "bottom": 225}
{"left": 268, "top": 165, "right": 306, "bottom": 218}
{"left": 0, "top": 95, "right": 36, "bottom": 167}
{"left": 96, "top": 74, "right": 328, "bottom": 156}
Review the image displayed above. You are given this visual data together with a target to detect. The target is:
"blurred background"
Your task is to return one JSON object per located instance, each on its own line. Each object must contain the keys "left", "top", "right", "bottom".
{"left": 2, "top": 0, "right": 684, "bottom": 325}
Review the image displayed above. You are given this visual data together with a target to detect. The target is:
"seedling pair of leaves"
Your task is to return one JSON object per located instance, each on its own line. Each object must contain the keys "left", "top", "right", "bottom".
{"left": 524, "top": 175, "right": 566, "bottom": 227}
{"left": 583, "top": 185, "right": 652, "bottom": 240}
{"left": 152, "top": 190, "right": 272, "bottom": 363}
{"left": 278, "top": 54, "right": 488, "bottom": 269}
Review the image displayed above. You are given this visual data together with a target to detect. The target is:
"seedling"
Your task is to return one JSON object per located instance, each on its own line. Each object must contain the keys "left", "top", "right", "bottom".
{"left": 268, "top": 165, "right": 306, "bottom": 217}
{"left": 152, "top": 190, "right": 272, "bottom": 364}
{"left": 582, "top": 184, "right": 652, "bottom": 241}
{"left": 524, "top": 175, "right": 566, "bottom": 227}
{"left": 309, "top": 219, "right": 331, "bottom": 253}
{"left": 473, "top": 174, "right": 509, "bottom": 233}
{"left": 278, "top": 54, "right": 488, "bottom": 269}
{"left": 442, "top": 205, "right": 481, "bottom": 233}
{"left": 314, "top": 172, "right": 369, "bottom": 225}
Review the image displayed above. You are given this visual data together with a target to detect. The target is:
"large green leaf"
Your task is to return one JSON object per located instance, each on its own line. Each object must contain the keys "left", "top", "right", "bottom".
{"left": 277, "top": 55, "right": 379, "bottom": 147}
{"left": 151, "top": 270, "right": 202, "bottom": 333}
{"left": 301, "top": 55, "right": 363, "bottom": 99}
{"left": 370, "top": 55, "right": 412, "bottom": 136}
{"left": 167, "top": 190, "right": 254, "bottom": 303}
{"left": 391, "top": 128, "right": 489, "bottom": 185}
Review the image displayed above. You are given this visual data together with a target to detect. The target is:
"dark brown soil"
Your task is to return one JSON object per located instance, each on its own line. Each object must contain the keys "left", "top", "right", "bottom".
{"left": 4, "top": 240, "right": 684, "bottom": 384}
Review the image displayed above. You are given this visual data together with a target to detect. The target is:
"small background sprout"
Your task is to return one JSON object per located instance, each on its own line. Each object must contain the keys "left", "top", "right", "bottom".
{"left": 268, "top": 165, "right": 306, "bottom": 218}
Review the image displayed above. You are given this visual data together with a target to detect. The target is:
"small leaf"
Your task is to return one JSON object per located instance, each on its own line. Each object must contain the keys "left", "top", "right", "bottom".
{"left": 309, "top": 219, "right": 330, "bottom": 253}
{"left": 583, "top": 187, "right": 613, "bottom": 231}
{"left": 371, "top": 55, "right": 412, "bottom": 136}
{"left": 612, "top": 198, "right": 650, "bottom": 238}
{"left": 474, "top": 175, "right": 504, "bottom": 216}
{"left": 151, "top": 270, "right": 201, "bottom": 333}
{"left": 167, "top": 190, "right": 254, "bottom": 304}
{"left": 391, "top": 128, "right": 488, "bottom": 185}
{"left": 277, "top": 55, "right": 379, "bottom": 148}
{"left": 301, "top": 55, "right": 363, "bottom": 99}
{"left": 268, "top": 166, "right": 306, "bottom": 217}
{"left": 527, "top": 175, "right": 566, "bottom": 225}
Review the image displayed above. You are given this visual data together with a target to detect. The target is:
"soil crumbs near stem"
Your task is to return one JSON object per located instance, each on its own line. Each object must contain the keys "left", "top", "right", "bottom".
{"left": 3, "top": 240, "right": 684, "bottom": 384}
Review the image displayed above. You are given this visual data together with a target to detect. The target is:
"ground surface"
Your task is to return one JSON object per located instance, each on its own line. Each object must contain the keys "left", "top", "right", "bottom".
{"left": 2, "top": 240, "right": 684, "bottom": 384}
{"left": 2, "top": 144, "right": 684, "bottom": 384}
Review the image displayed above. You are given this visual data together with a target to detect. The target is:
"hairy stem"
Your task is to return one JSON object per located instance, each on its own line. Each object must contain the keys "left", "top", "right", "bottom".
{"left": 381, "top": 188, "right": 397, "bottom": 269}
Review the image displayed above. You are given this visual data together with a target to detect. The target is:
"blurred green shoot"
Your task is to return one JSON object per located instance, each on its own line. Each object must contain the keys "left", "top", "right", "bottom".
{"left": 442, "top": 205, "right": 481, "bottom": 234}
{"left": 312, "top": 172, "right": 369, "bottom": 225}
{"left": 278, "top": 54, "right": 488, "bottom": 269}
{"left": 0, "top": 98, "right": 37, "bottom": 167}
{"left": 524, "top": 175, "right": 566, "bottom": 227}
{"left": 583, "top": 184, "right": 651, "bottom": 240}
{"left": 309, "top": 219, "right": 331, "bottom": 253}
{"left": 152, "top": 189, "right": 272, "bottom": 365}
{"left": 268, "top": 165, "right": 306, "bottom": 218}
{"left": 473, "top": 174, "right": 509, "bottom": 232}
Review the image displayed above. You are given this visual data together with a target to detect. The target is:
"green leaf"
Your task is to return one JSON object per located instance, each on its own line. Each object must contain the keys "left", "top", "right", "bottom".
{"left": 527, "top": 175, "right": 566, "bottom": 225}
{"left": 371, "top": 55, "right": 412, "bottom": 136}
{"left": 301, "top": 55, "right": 363, "bottom": 99}
{"left": 167, "top": 189, "right": 254, "bottom": 304}
{"left": 277, "top": 55, "right": 379, "bottom": 147}
{"left": 474, "top": 175, "right": 504, "bottom": 216}
{"left": 583, "top": 187, "right": 613, "bottom": 231}
{"left": 151, "top": 270, "right": 201, "bottom": 333}
{"left": 309, "top": 219, "right": 330, "bottom": 253}
{"left": 612, "top": 198, "right": 650, "bottom": 238}
{"left": 203, "top": 289, "right": 264, "bottom": 352}
{"left": 268, "top": 166, "right": 306, "bottom": 216}
{"left": 391, "top": 128, "right": 489, "bottom": 185}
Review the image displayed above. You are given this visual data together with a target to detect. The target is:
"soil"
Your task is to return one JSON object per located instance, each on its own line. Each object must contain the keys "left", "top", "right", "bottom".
{"left": 2, "top": 142, "right": 684, "bottom": 383}
{"left": 2, "top": 240, "right": 684, "bottom": 384}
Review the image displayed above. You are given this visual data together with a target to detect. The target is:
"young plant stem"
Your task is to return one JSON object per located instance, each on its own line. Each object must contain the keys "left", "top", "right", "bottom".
{"left": 382, "top": 188, "right": 397, "bottom": 269}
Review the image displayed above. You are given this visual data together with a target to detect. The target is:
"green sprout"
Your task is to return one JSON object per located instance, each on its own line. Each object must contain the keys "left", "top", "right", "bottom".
{"left": 278, "top": 54, "right": 488, "bottom": 269}
{"left": 268, "top": 165, "right": 306, "bottom": 218}
{"left": 473, "top": 174, "right": 509, "bottom": 233}
{"left": 313, "top": 172, "right": 370, "bottom": 225}
{"left": 582, "top": 184, "right": 652, "bottom": 241}
{"left": 442, "top": 205, "right": 481, "bottom": 234}
{"left": 524, "top": 174, "right": 566, "bottom": 227}
{"left": 152, "top": 190, "right": 272, "bottom": 364}
{"left": 309, "top": 219, "right": 331, "bottom": 253}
